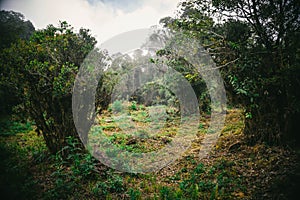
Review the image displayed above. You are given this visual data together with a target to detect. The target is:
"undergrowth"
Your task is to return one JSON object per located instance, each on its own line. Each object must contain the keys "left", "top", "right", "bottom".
{"left": 0, "top": 108, "right": 298, "bottom": 199}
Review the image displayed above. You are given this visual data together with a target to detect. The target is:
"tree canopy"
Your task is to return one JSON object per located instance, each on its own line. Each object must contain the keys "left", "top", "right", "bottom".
{"left": 161, "top": 0, "right": 300, "bottom": 145}
{"left": 0, "top": 10, "right": 34, "bottom": 50}
{"left": 0, "top": 10, "right": 35, "bottom": 115}
{"left": 1, "top": 21, "right": 97, "bottom": 154}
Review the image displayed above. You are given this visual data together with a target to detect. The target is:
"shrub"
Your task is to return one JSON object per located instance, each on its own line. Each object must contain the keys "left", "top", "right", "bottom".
{"left": 111, "top": 100, "right": 123, "bottom": 113}
{"left": 0, "top": 22, "right": 99, "bottom": 154}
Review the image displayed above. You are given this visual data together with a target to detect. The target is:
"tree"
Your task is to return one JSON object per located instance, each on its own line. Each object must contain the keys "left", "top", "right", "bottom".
{"left": 0, "top": 22, "right": 98, "bottom": 154}
{"left": 0, "top": 10, "right": 35, "bottom": 115}
{"left": 0, "top": 10, "right": 34, "bottom": 49}
{"left": 162, "top": 0, "right": 300, "bottom": 145}
{"left": 212, "top": 0, "right": 300, "bottom": 145}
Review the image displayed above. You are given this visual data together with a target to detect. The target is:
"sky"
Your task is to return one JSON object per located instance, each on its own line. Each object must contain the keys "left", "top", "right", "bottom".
{"left": 1, "top": 0, "right": 181, "bottom": 44}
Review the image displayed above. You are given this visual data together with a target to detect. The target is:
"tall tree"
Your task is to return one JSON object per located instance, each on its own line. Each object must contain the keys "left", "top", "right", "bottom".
{"left": 0, "top": 10, "right": 35, "bottom": 115}
{"left": 0, "top": 10, "right": 34, "bottom": 49}
{"left": 0, "top": 22, "right": 98, "bottom": 154}
{"left": 161, "top": 0, "right": 300, "bottom": 145}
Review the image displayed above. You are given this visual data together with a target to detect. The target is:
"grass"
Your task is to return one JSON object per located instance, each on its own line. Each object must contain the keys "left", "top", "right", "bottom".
{"left": 0, "top": 118, "right": 33, "bottom": 136}
{"left": 91, "top": 102, "right": 180, "bottom": 154}
{"left": 0, "top": 105, "right": 299, "bottom": 199}
{"left": 0, "top": 123, "right": 45, "bottom": 199}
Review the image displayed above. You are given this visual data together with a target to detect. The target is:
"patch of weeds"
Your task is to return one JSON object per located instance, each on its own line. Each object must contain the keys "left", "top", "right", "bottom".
{"left": 102, "top": 124, "right": 117, "bottom": 131}
{"left": 0, "top": 128, "right": 41, "bottom": 199}
{"left": 127, "top": 188, "right": 141, "bottom": 200}
{"left": 169, "top": 172, "right": 181, "bottom": 181}
{"left": 45, "top": 136, "right": 99, "bottom": 199}
{"left": 159, "top": 186, "right": 183, "bottom": 200}
{"left": 198, "top": 180, "right": 215, "bottom": 191}
{"left": 138, "top": 104, "right": 145, "bottom": 110}
{"left": 107, "top": 132, "right": 149, "bottom": 153}
{"left": 222, "top": 123, "right": 243, "bottom": 135}
{"left": 134, "top": 130, "right": 149, "bottom": 138}
{"left": 129, "top": 101, "right": 137, "bottom": 111}
{"left": 93, "top": 171, "right": 125, "bottom": 197}
{"left": 0, "top": 119, "right": 33, "bottom": 136}
{"left": 181, "top": 167, "right": 188, "bottom": 173}
{"left": 198, "top": 123, "right": 204, "bottom": 129}
{"left": 122, "top": 143, "right": 146, "bottom": 153}
{"left": 178, "top": 161, "right": 245, "bottom": 199}
{"left": 194, "top": 163, "right": 205, "bottom": 174}
{"left": 159, "top": 186, "right": 174, "bottom": 200}
{"left": 180, "top": 175, "right": 214, "bottom": 199}
{"left": 213, "top": 158, "right": 234, "bottom": 170}
{"left": 185, "top": 155, "right": 197, "bottom": 164}
{"left": 131, "top": 110, "right": 150, "bottom": 122}
{"left": 109, "top": 132, "right": 129, "bottom": 144}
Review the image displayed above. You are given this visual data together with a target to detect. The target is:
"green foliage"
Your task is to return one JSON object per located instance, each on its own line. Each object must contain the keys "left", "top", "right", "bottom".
{"left": 163, "top": 0, "right": 300, "bottom": 145}
{"left": 127, "top": 188, "right": 141, "bottom": 200}
{"left": 46, "top": 136, "right": 99, "bottom": 199}
{"left": 0, "top": 119, "right": 33, "bottom": 136}
{"left": 129, "top": 101, "right": 137, "bottom": 111}
{"left": 1, "top": 108, "right": 298, "bottom": 199}
{"left": 92, "top": 171, "right": 124, "bottom": 197}
{"left": 0, "top": 125, "right": 46, "bottom": 199}
{"left": 0, "top": 10, "right": 35, "bottom": 116}
{"left": 0, "top": 21, "right": 97, "bottom": 154}
{"left": 0, "top": 123, "right": 126, "bottom": 199}
{"left": 154, "top": 28, "right": 212, "bottom": 113}
{"left": 160, "top": 186, "right": 175, "bottom": 200}
{"left": 111, "top": 100, "right": 123, "bottom": 113}
{"left": 0, "top": 10, "right": 35, "bottom": 50}
{"left": 212, "top": 0, "right": 300, "bottom": 145}
{"left": 176, "top": 161, "right": 245, "bottom": 199}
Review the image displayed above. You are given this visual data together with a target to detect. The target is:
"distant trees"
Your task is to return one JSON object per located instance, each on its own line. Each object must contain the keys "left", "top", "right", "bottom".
{"left": 161, "top": 0, "right": 300, "bottom": 145}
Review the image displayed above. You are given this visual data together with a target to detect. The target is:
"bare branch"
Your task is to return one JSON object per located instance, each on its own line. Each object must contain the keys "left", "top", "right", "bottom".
{"left": 211, "top": 58, "right": 240, "bottom": 70}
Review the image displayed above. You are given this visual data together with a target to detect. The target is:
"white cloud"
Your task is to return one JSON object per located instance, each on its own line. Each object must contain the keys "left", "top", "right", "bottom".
{"left": 1, "top": 0, "right": 180, "bottom": 44}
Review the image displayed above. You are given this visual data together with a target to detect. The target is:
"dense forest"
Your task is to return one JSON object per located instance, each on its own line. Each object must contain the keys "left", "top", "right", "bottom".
{"left": 0, "top": 0, "right": 299, "bottom": 199}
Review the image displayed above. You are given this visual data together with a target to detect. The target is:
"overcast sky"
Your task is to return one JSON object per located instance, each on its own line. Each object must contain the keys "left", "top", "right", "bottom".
{"left": 1, "top": 0, "right": 181, "bottom": 44}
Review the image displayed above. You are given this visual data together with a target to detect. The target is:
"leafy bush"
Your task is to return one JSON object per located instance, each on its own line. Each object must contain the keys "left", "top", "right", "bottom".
{"left": 111, "top": 100, "right": 123, "bottom": 113}
{"left": 46, "top": 136, "right": 99, "bottom": 199}
{"left": 0, "top": 22, "right": 97, "bottom": 154}
{"left": 127, "top": 188, "right": 141, "bottom": 200}
{"left": 0, "top": 118, "right": 33, "bottom": 136}
{"left": 92, "top": 171, "right": 125, "bottom": 197}
{"left": 129, "top": 101, "right": 137, "bottom": 111}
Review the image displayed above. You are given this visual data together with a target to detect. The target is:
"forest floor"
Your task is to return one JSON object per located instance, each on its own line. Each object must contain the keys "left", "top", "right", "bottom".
{"left": 0, "top": 104, "right": 299, "bottom": 199}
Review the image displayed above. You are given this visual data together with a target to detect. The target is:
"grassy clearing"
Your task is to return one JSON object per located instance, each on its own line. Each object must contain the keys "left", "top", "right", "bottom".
{"left": 0, "top": 105, "right": 299, "bottom": 199}
{"left": 91, "top": 101, "right": 180, "bottom": 154}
